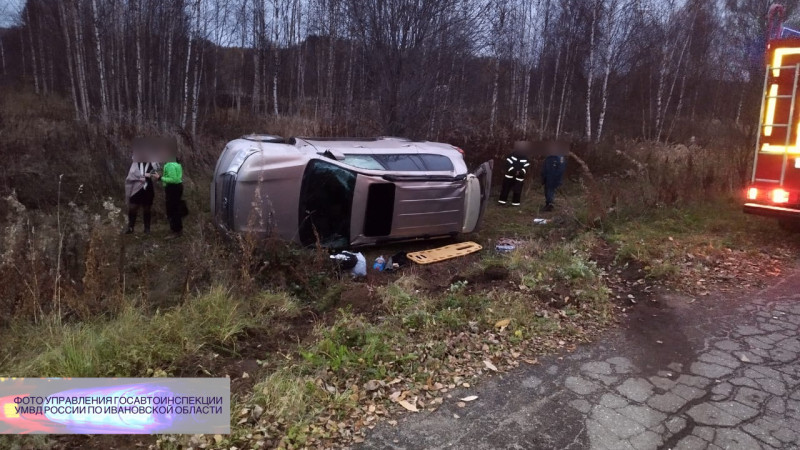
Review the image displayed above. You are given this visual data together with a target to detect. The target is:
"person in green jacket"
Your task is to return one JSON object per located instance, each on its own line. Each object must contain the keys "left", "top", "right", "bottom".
{"left": 161, "top": 157, "right": 184, "bottom": 236}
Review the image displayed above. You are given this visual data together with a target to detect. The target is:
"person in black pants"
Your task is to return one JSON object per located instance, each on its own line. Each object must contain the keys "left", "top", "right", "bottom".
{"left": 541, "top": 154, "right": 567, "bottom": 211}
{"left": 498, "top": 152, "right": 531, "bottom": 206}
{"left": 125, "top": 161, "right": 160, "bottom": 234}
{"left": 161, "top": 157, "right": 184, "bottom": 237}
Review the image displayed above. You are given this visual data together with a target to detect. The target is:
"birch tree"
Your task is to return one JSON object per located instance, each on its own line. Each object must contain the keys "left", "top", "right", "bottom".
{"left": 57, "top": 1, "right": 80, "bottom": 119}
{"left": 594, "top": 0, "right": 636, "bottom": 142}
{"left": 72, "top": 0, "right": 90, "bottom": 121}
{"left": 91, "top": 0, "right": 108, "bottom": 122}
{"left": 181, "top": 0, "right": 198, "bottom": 128}
{"left": 0, "top": 36, "right": 6, "bottom": 76}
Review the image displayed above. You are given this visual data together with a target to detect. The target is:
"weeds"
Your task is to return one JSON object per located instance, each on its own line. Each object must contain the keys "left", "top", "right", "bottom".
{"left": 0, "top": 286, "right": 295, "bottom": 377}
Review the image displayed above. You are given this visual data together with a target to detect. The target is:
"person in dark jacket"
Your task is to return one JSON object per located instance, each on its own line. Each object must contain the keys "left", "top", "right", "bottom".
{"left": 541, "top": 154, "right": 567, "bottom": 211}
{"left": 161, "top": 157, "right": 184, "bottom": 237}
{"left": 498, "top": 151, "right": 531, "bottom": 206}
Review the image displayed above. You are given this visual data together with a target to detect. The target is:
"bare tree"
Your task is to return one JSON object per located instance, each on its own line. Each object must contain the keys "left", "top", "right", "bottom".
{"left": 0, "top": 36, "right": 6, "bottom": 76}
{"left": 57, "top": 1, "right": 80, "bottom": 119}
{"left": 91, "top": 0, "right": 109, "bottom": 122}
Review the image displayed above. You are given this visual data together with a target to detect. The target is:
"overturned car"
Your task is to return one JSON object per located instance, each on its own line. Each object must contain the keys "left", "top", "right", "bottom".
{"left": 211, "top": 135, "right": 493, "bottom": 247}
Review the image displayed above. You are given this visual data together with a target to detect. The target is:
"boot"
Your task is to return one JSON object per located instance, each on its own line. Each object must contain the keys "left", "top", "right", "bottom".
{"left": 126, "top": 212, "right": 136, "bottom": 234}
{"left": 143, "top": 211, "right": 152, "bottom": 234}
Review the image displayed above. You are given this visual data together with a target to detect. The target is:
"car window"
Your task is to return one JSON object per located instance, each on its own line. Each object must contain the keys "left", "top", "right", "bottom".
{"left": 342, "top": 154, "right": 384, "bottom": 170}
{"left": 374, "top": 154, "right": 426, "bottom": 171}
{"left": 341, "top": 153, "right": 455, "bottom": 172}
{"left": 419, "top": 154, "right": 454, "bottom": 171}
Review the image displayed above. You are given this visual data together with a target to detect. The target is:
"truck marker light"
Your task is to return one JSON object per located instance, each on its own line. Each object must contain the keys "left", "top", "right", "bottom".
{"left": 772, "top": 188, "right": 790, "bottom": 203}
{"left": 771, "top": 47, "right": 800, "bottom": 77}
{"left": 748, "top": 187, "right": 759, "bottom": 200}
{"left": 796, "top": 158, "right": 800, "bottom": 169}
{"left": 761, "top": 144, "right": 800, "bottom": 154}
{"left": 765, "top": 84, "right": 779, "bottom": 136}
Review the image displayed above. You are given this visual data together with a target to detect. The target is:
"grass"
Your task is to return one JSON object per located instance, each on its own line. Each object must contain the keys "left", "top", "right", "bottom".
{"left": 607, "top": 197, "right": 798, "bottom": 269}
{"left": 0, "top": 286, "right": 300, "bottom": 377}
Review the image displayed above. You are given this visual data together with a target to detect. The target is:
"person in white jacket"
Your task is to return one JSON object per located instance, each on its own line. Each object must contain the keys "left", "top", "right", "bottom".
{"left": 124, "top": 160, "right": 160, "bottom": 234}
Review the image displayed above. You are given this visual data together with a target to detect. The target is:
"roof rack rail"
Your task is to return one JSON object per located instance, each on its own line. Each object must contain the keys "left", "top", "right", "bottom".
{"left": 241, "top": 134, "right": 285, "bottom": 143}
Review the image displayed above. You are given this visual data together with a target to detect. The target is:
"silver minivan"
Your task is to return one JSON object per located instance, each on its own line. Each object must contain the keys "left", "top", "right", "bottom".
{"left": 211, "top": 135, "right": 493, "bottom": 247}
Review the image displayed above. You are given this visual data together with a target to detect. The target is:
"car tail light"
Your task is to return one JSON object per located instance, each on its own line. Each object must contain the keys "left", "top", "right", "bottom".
{"left": 772, "top": 188, "right": 790, "bottom": 203}
{"left": 455, "top": 147, "right": 464, "bottom": 155}
{"left": 747, "top": 187, "right": 758, "bottom": 200}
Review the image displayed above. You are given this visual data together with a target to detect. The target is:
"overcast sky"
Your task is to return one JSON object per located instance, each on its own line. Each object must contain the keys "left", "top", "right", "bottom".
{"left": 0, "top": 0, "right": 23, "bottom": 28}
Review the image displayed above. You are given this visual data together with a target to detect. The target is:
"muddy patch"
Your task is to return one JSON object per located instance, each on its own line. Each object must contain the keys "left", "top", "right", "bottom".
{"left": 622, "top": 294, "right": 697, "bottom": 371}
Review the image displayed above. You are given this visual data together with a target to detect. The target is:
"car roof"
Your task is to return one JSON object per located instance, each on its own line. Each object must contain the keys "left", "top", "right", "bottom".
{"left": 226, "top": 135, "right": 461, "bottom": 158}
{"left": 292, "top": 136, "right": 460, "bottom": 156}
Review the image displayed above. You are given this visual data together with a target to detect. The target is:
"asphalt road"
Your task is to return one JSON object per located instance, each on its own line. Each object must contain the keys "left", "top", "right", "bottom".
{"left": 360, "top": 271, "right": 800, "bottom": 449}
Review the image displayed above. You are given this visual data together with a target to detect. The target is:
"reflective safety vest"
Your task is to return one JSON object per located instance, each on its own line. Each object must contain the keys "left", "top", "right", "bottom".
{"left": 504, "top": 154, "right": 531, "bottom": 182}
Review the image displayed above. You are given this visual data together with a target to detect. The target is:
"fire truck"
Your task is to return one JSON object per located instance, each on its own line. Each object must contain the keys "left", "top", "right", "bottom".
{"left": 745, "top": 4, "right": 800, "bottom": 229}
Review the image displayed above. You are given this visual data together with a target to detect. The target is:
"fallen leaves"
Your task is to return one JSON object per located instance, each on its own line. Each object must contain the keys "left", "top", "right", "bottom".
{"left": 494, "top": 318, "right": 511, "bottom": 331}
{"left": 397, "top": 399, "right": 418, "bottom": 412}
{"left": 483, "top": 360, "right": 498, "bottom": 372}
{"left": 364, "top": 379, "right": 383, "bottom": 392}
{"left": 459, "top": 395, "right": 478, "bottom": 402}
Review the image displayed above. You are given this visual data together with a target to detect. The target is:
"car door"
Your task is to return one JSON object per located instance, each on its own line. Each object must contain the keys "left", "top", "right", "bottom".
{"left": 298, "top": 159, "right": 357, "bottom": 248}
{"left": 462, "top": 160, "right": 494, "bottom": 233}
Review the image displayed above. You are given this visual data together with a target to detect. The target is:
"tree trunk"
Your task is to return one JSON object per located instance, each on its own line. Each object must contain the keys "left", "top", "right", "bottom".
{"left": 596, "top": 65, "right": 611, "bottom": 143}
{"left": 36, "top": 13, "right": 48, "bottom": 95}
{"left": 666, "top": 74, "right": 687, "bottom": 142}
{"left": 0, "top": 37, "right": 6, "bottom": 76}
{"left": 19, "top": 30, "right": 26, "bottom": 82}
{"left": 345, "top": 39, "right": 355, "bottom": 121}
{"left": 91, "top": 0, "right": 109, "bottom": 122}
{"left": 521, "top": 65, "right": 531, "bottom": 136}
{"left": 272, "top": 0, "right": 280, "bottom": 117}
{"left": 545, "top": 47, "right": 561, "bottom": 136}
{"left": 57, "top": 1, "right": 80, "bottom": 120}
{"left": 585, "top": 5, "right": 597, "bottom": 141}
{"left": 120, "top": 3, "right": 132, "bottom": 122}
{"left": 490, "top": 57, "right": 500, "bottom": 136}
{"left": 191, "top": 50, "right": 202, "bottom": 136}
{"left": 165, "top": 22, "right": 174, "bottom": 125}
{"left": 26, "top": 6, "right": 40, "bottom": 95}
{"left": 191, "top": 0, "right": 203, "bottom": 136}
{"left": 659, "top": 32, "right": 691, "bottom": 141}
{"left": 252, "top": 0, "right": 263, "bottom": 114}
{"left": 181, "top": 1, "right": 196, "bottom": 128}
{"left": 133, "top": 0, "right": 144, "bottom": 124}
{"left": 297, "top": 39, "right": 305, "bottom": 109}
{"left": 72, "top": 0, "right": 91, "bottom": 121}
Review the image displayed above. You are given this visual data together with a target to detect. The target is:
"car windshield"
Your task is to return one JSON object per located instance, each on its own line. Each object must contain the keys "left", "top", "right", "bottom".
{"left": 341, "top": 153, "right": 454, "bottom": 172}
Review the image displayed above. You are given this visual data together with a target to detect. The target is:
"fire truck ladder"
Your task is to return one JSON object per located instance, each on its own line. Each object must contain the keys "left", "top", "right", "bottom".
{"left": 753, "top": 62, "right": 800, "bottom": 186}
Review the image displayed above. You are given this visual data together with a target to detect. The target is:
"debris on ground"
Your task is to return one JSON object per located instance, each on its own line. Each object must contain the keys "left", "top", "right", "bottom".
{"left": 495, "top": 238, "right": 524, "bottom": 252}
{"left": 331, "top": 251, "right": 367, "bottom": 277}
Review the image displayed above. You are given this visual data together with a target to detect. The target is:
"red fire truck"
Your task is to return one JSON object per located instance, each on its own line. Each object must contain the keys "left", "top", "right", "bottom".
{"left": 745, "top": 4, "right": 800, "bottom": 229}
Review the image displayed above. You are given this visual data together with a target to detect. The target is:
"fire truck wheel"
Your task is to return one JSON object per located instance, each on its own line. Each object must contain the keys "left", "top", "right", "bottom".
{"left": 778, "top": 219, "right": 800, "bottom": 233}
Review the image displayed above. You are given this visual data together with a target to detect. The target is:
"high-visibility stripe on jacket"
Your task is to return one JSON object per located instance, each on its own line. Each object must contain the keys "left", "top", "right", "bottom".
{"left": 504, "top": 153, "right": 529, "bottom": 182}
